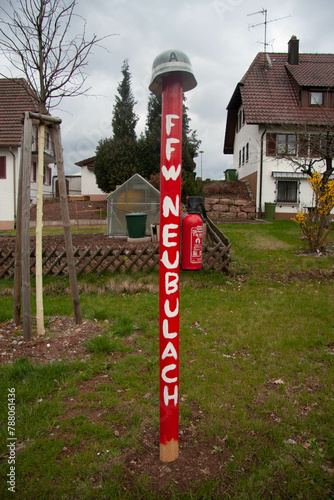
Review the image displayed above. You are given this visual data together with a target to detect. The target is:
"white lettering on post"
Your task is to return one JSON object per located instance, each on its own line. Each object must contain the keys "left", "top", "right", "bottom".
{"left": 165, "top": 272, "right": 179, "bottom": 295}
{"left": 163, "top": 319, "right": 177, "bottom": 339}
{"left": 161, "top": 250, "right": 179, "bottom": 269}
{"left": 164, "top": 298, "right": 179, "bottom": 318}
{"left": 162, "top": 164, "right": 181, "bottom": 181}
{"left": 162, "top": 364, "right": 178, "bottom": 383}
{"left": 163, "top": 195, "right": 179, "bottom": 217}
{"left": 164, "top": 385, "right": 178, "bottom": 406}
{"left": 162, "top": 341, "right": 178, "bottom": 360}
{"left": 162, "top": 224, "right": 178, "bottom": 247}
{"left": 166, "top": 138, "right": 180, "bottom": 160}
{"left": 166, "top": 114, "right": 179, "bottom": 135}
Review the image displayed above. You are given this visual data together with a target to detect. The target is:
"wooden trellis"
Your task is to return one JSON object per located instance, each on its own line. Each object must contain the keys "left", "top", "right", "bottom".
{"left": 0, "top": 218, "right": 230, "bottom": 279}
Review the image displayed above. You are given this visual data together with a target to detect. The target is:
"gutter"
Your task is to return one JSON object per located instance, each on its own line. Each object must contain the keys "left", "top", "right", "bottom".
{"left": 259, "top": 127, "right": 267, "bottom": 218}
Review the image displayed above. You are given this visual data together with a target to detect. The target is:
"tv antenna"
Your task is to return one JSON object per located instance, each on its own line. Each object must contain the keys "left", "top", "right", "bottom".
{"left": 247, "top": 9, "right": 290, "bottom": 53}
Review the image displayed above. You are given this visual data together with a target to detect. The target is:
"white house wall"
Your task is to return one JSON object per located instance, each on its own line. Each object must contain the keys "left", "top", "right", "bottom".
{"left": 234, "top": 122, "right": 262, "bottom": 210}
{"left": 262, "top": 154, "right": 313, "bottom": 217}
{"left": 233, "top": 123, "right": 260, "bottom": 175}
{"left": 81, "top": 166, "right": 106, "bottom": 200}
{"left": 234, "top": 123, "right": 331, "bottom": 218}
{"left": 0, "top": 148, "right": 19, "bottom": 229}
{"left": 0, "top": 146, "right": 55, "bottom": 230}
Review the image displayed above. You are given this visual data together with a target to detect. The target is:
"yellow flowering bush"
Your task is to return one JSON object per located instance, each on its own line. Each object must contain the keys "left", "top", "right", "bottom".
{"left": 292, "top": 172, "right": 334, "bottom": 252}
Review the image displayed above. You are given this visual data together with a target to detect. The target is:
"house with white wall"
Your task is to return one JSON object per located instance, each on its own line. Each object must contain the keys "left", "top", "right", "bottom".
{"left": 52, "top": 173, "right": 81, "bottom": 198}
{"left": 75, "top": 156, "right": 107, "bottom": 201}
{"left": 0, "top": 78, "right": 55, "bottom": 230}
{"left": 223, "top": 37, "right": 334, "bottom": 219}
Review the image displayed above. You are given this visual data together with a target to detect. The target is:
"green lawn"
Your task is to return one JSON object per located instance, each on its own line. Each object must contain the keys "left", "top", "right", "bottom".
{"left": 0, "top": 221, "right": 333, "bottom": 499}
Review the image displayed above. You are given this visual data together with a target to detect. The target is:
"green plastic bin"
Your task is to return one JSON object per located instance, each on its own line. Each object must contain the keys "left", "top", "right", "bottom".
{"left": 225, "top": 169, "right": 238, "bottom": 181}
{"left": 125, "top": 213, "right": 147, "bottom": 238}
{"left": 264, "top": 202, "right": 276, "bottom": 220}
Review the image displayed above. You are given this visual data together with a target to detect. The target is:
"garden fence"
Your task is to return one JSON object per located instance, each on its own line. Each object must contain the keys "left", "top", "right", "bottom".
{"left": 0, "top": 217, "right": 231, "bottom": 279}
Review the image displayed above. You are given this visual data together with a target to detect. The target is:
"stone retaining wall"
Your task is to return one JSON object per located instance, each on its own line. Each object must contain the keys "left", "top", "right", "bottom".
{"left": 205, "top": 198, "right": 256, "bottom": 221}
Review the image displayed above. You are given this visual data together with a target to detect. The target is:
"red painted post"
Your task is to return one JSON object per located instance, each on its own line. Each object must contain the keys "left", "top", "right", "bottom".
{"left": 159, "top": 73, "right": 183, "bottom": 462}
{"left": 149, "top": 50, "right": 197, "bottom": 463}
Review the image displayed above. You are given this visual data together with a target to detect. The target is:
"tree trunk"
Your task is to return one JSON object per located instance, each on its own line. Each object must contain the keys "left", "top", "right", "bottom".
{"left": 21, "top": 113, "right": 33, "bottom": 341}
{"left": 13, "top": 140, "right": 24, "bottom": 325}
{"left": 51, "top": 123, "right": 82, "bottom": 324}
{"left": 36, "top": 123, "right": 45, "bottom": 336}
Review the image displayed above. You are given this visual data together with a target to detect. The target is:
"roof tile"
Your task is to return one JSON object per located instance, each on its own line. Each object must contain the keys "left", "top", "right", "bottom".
{"left": 238, "top": 52, "right": 334, "bottom": 126}
{"left": 0, "top": 78, "right": 40, "bottom": 147}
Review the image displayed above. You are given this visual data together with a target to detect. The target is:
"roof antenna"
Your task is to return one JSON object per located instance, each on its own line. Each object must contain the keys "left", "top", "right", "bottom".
{"left": 247, "top": 9, "right": 290, "bottom": 54}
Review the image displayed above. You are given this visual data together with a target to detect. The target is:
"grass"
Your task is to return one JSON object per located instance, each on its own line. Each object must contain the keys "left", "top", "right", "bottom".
{"left": 0, "top": 220, "right": 333, "bottom": 498}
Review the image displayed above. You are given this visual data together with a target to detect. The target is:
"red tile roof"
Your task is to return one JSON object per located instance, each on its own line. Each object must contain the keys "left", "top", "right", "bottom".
{"left": 0, "top": 78, "right": 40, "bottom": 147}
{"left": 228, "top": 52, "right": 334, "bottom": 127}
{"left": 75, "top": 156, "right": 95, "bottom": 168}
{"left": 286, "top": 54, "right": 334, "bottom": 87}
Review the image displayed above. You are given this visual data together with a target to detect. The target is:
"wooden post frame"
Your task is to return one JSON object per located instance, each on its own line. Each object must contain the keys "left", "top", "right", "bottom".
{"left": 149, "top": 50, "right": 197, "bottom": 463}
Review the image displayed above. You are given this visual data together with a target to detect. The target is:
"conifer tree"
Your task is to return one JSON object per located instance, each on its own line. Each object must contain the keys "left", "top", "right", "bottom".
{"left": 112, "top": 60, "right": 138, "bottom": 140}
{"left": 138, "top": 93, "right": 202, "bottom": 199}
{"left": 95, "top": 60, "right": 139, "bottom": 192}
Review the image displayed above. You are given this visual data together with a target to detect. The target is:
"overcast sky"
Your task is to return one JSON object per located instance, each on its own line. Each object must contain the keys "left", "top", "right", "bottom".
{"left": 2, "top": 0, "right": 334, "bottom": 179}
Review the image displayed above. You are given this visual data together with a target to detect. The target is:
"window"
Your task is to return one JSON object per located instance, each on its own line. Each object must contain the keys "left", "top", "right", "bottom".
{"left": 267, "top": 133, "right": 296, "bottom": 156}
{"left": 277, "top": 181, "right": 298, "bottom": 203}
{"left": 310, "top": 91, "right": 323, "bottom": 106}
{"left": 43, "top": 166, "right": 51, "bottom": 186}
{"left": 246, "top": 142, "right": 249, "bottom": 162}
{"left": 239, "top": 150, "right": 241, "bottom": 166}
{"left": 0, "top": 156, "right": 6, "bottom": 179}
{"left": 237, "top": 108, "right": 245, "bottom": 132}
{"left": 277, "top": 134, "right": 297, "bottom": 155}
{"left": 242, "top": 146, "right": 245, "bottom": 164}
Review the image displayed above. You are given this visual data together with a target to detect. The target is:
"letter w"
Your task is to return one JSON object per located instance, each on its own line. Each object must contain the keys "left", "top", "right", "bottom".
{"left": 162, "top": 164, "right": 181, "bottom": 181}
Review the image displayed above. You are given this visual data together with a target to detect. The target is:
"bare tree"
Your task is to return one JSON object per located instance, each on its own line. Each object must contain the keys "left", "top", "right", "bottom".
{"left": 269, "top": 115, "right": 334, "bottom": 251}
{"left": 0, "top": 0, "right": 112, "bottom": 337}
{"left": 0, "top": 0, "right": 110, "bottom": 112}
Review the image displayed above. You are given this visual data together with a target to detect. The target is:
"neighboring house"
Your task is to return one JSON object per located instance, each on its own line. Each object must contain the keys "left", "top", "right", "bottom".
{"left": 223, "top": 36, "right": 334, "bottom": 219}
{"left": 0, "top": 78, "right": 55, "bottom": 230}
{"left": 75, "top": 156, "right": 107, "bottom": 201}
{"left": 52, "top": 173, "right": 82, "bottom": 198}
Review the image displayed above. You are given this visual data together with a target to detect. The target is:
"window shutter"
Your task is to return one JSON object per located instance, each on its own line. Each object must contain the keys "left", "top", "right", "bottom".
{"left": 266, "top": 133, "right": 276, "bottom": 156}
{"left": 298, "top": 134, "right": 308, "bottom": 157}
{"left": 0, "top": 156, "right": 6, "bottom": 179}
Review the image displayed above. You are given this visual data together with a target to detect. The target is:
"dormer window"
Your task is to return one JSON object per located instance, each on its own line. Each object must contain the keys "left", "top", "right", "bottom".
{"left": 310, "top": 91, "right": 323, "bottom": 106}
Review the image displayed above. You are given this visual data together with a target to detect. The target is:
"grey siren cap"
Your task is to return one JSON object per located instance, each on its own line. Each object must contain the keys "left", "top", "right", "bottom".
{"left": 149, "top": 49, "right": 197, "bottom": 94}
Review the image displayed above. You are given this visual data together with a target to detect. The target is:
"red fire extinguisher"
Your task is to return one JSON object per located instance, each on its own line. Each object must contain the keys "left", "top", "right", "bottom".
{"left": 181, "top": 196, "right": 207, "bottom": 270}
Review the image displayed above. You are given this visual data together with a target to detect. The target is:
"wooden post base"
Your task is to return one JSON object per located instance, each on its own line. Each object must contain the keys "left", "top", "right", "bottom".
{"left": 160, "top": 439, "right": 179, "bottom": 462}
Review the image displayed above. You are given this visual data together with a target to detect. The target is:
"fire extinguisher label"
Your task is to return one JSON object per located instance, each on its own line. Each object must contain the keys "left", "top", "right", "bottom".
{"left": 190, "top": 225, "right": 202, "bottom": 264}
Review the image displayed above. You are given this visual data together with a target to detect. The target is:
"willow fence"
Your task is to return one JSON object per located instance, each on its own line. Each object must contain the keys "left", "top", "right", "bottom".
{"left": 0, "top": 218, "right": 231, "bottom": 279}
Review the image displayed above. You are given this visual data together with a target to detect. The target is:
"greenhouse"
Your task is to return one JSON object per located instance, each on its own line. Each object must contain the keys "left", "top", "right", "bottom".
{"left": 107, "top": 174, "right": 160, "bottom": 237}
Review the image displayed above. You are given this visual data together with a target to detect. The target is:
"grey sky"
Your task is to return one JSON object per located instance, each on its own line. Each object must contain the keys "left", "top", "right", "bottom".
{"left": 2, "top": 0, "right": 334, "bottom": 179}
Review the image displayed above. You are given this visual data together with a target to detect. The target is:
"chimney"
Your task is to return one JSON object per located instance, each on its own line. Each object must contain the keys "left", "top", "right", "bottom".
{"left": 288, "top": 36, "right": 299, "bottom": 65}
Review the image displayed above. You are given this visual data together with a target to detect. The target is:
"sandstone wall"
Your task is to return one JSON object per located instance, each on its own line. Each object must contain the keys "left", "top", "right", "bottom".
{"left": 204, "top": 198, "right": 256, "bottom": 221}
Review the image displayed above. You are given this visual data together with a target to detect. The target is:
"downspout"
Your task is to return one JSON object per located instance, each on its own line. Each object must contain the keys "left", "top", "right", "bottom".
{"left": 9, "top": 147, "right": 16, "bottom": 228}
{"left": 259, "top": 127, "right": 267, "bottom": 218}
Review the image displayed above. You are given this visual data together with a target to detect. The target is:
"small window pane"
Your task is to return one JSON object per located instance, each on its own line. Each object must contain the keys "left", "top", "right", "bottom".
{"left": 310, "top": 92, "right": 323, "bottom": 105}
{"left": 277, "top": 134, "right": 286, "bottom": 154}
{"left": 287, "top": 135, "right": 297, "bottom": 155}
